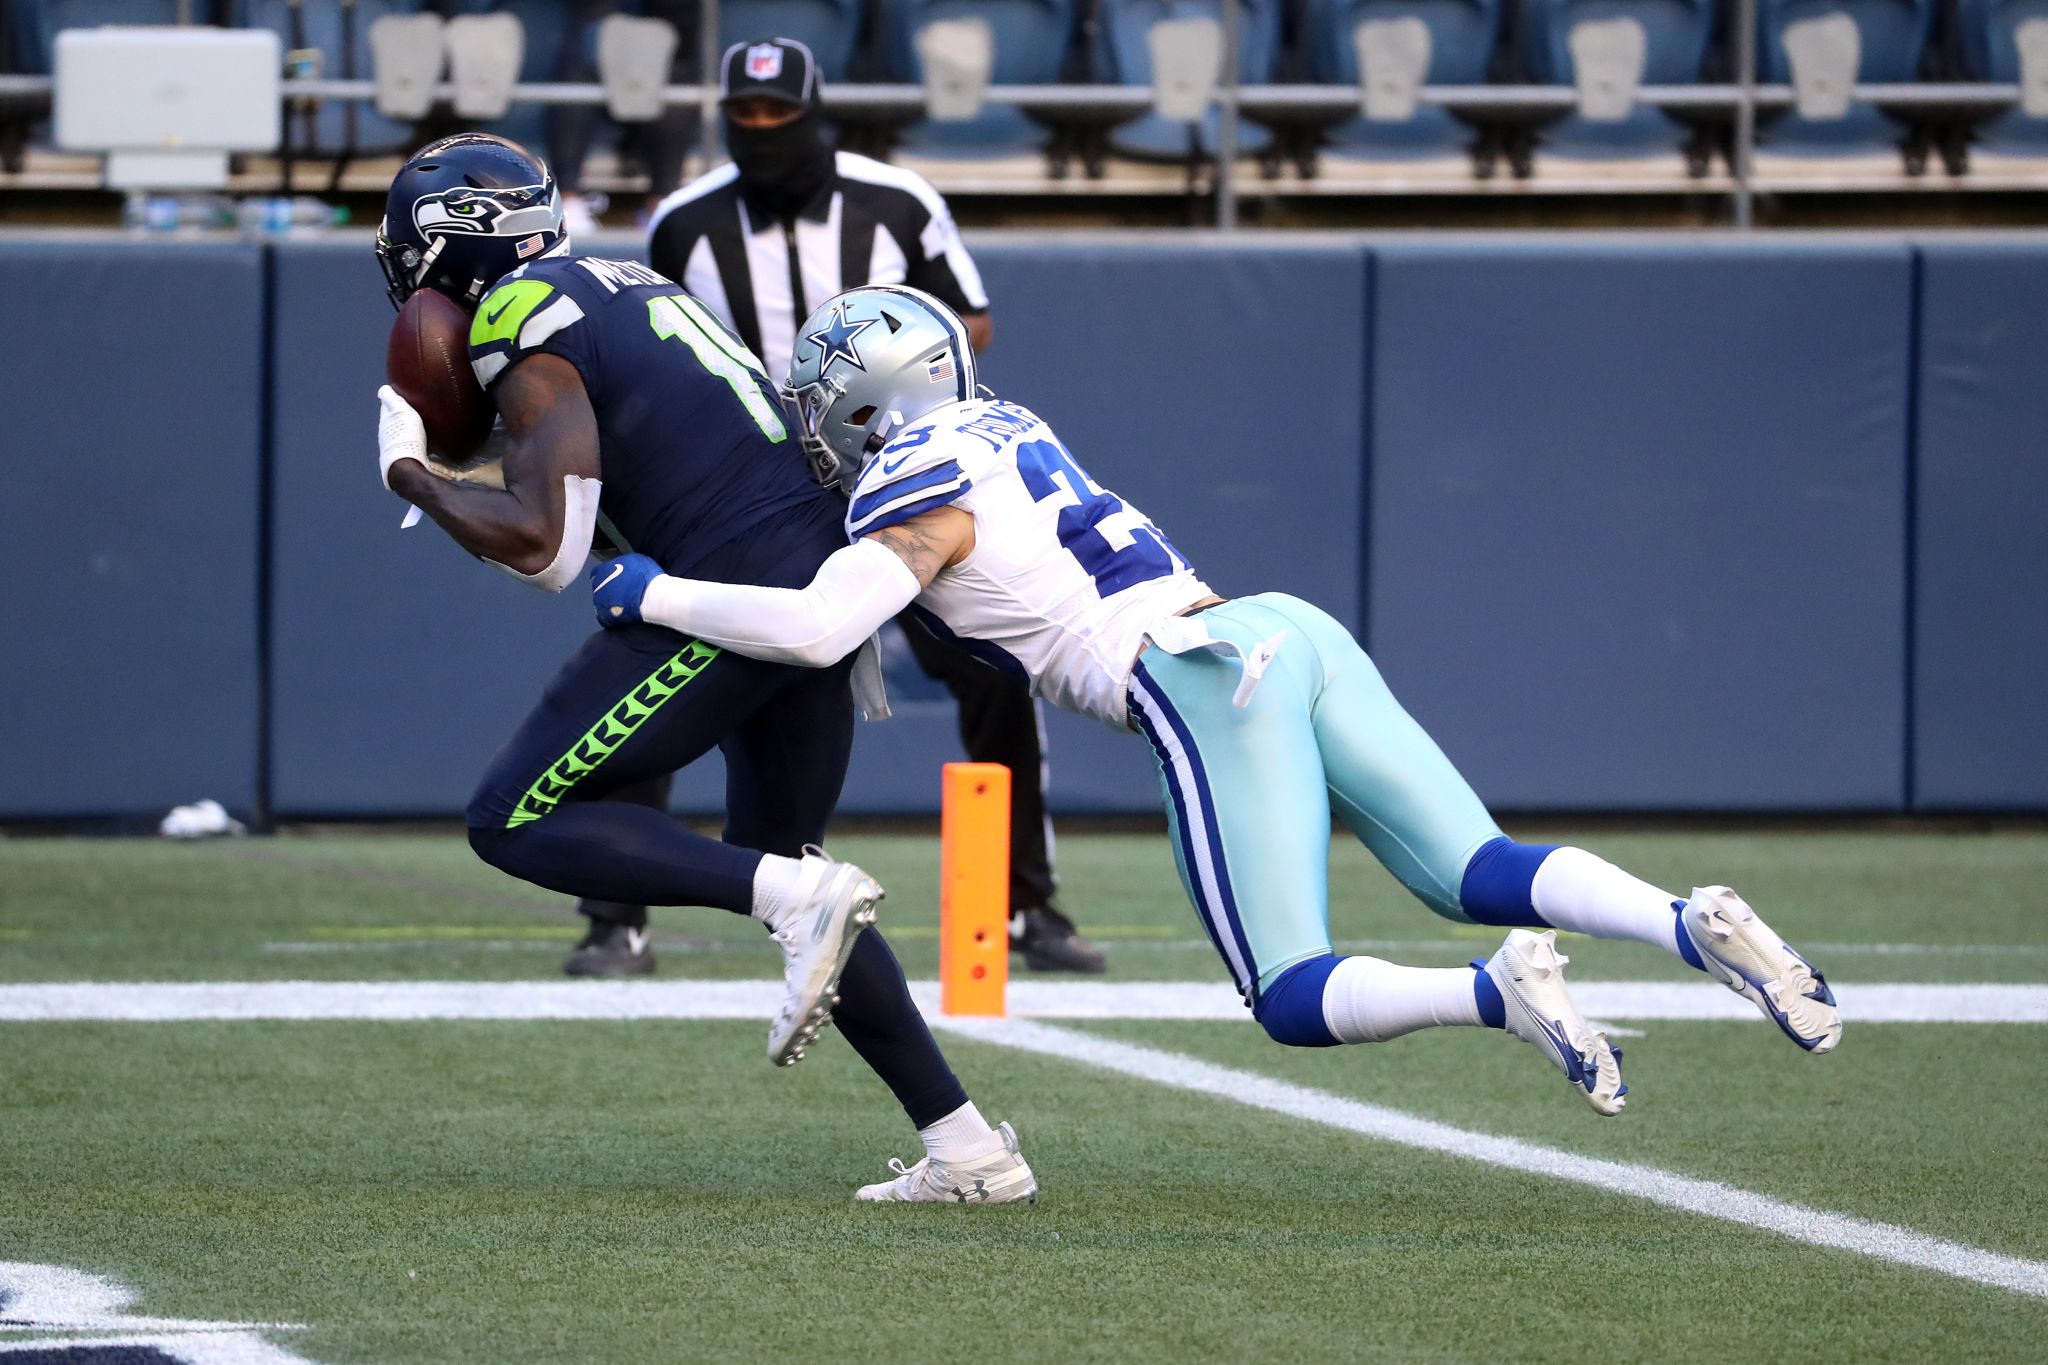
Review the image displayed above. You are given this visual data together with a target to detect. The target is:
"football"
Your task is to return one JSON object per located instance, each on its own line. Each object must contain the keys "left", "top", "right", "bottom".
{"left": 386, "top": 287, "right": 495, "bottom": 461}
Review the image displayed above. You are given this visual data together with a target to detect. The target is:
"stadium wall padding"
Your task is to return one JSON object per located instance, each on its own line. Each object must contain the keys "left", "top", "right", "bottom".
{"left": 1368, "top": 240, "right": 1914, "bottom": 811}
{"left": 9, "top": 233, "right": 2045, "bottom": 819}
{"left": 1911, "top": 243, "right": 2048, "bottom": 808}
{"left": 2, "top": 241, "right": 265, "bottom": 818}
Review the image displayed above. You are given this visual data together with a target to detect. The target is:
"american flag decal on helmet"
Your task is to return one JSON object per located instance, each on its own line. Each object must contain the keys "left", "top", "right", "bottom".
{"left": 927, "top": 356, "right": 956, "bottom": 384}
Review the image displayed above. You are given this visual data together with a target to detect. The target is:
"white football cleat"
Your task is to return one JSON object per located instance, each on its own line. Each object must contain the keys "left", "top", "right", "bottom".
{"left": 766, "top": 850, "right": 883, "bottom": 1068}
{"left": 1681, "top": 886, "right": 1842, "bottom": 1054}
{"left": 1480, "top": 929, "right": 1627, "bottom": 1116}
{"left": 855, "top": 1121, "right": 1039, "bottom": 1204}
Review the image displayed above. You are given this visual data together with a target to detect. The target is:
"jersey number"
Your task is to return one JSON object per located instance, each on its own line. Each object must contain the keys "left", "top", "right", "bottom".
{"left": 1014, "top": 439, "right": 1187, "bottom": 596}
{"left": 646, "top": 293, "right": 788, "bottom": 442}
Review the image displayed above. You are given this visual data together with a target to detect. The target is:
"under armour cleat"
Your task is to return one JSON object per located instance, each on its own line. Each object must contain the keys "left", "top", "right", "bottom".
{"left": 1480, "top": 929, "right": 1627, "bottom": 1116}
{"left": 767, "top": 849, "right": 883, "bottom": 1068}
{"left": 855, "top": 1121, "right": 1038, "bottom": 1204}
{"left": 1681, "top": 886, "right": 1842, "bottom": 1054}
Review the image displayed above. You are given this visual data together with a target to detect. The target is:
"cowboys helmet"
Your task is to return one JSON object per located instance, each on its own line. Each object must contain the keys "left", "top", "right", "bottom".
{"left": 375, "top": 134, "right": 566, "bottom": 312}
{"left": 784, "top": 286, "right": 978, "bottom": 491}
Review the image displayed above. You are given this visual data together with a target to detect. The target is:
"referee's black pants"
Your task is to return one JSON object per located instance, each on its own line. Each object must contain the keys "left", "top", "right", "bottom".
{"left": 894, "top": 612, "right": 1059, "bottom": 913}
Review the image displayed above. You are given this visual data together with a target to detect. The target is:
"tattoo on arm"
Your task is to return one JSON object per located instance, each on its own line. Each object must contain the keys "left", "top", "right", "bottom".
{"left": 869, "top": 511, "right": 967, "bottom": 589}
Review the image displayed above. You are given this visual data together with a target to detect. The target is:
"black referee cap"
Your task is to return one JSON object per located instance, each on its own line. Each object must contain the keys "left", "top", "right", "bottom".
{"left": 720, "top": 38, "right": 820, "bottom": 109}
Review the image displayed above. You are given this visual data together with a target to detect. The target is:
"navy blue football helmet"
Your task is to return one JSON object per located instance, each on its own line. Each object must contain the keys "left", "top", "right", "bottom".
{"left": 375, "top": 134, "right": 566, "bottom": 312}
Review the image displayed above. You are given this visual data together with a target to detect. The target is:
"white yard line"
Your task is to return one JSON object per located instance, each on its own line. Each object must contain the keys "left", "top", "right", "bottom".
{"left": 930, "top": 1016, "right": 2048, "bottom": 1301}
{"left": 2, "top": 979, "right": 2046, "bottom": 1023}
{"left": 3, "top": 983, "right": 2043, "bottom": 1302}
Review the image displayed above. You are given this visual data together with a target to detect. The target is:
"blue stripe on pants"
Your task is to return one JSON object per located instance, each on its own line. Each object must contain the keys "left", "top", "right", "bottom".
{"left": 1129, "top": 669, "right": 1260, "bottom": 1001}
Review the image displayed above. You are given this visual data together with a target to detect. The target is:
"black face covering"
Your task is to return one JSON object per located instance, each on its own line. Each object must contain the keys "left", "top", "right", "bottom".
{"left": 727, "top": 111, "right": 834, "bottom": 220}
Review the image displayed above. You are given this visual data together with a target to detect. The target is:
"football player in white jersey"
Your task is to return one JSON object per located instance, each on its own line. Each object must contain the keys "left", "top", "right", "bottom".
{"left": 591, "top": 286, "right": 1844, "bottom": 1150}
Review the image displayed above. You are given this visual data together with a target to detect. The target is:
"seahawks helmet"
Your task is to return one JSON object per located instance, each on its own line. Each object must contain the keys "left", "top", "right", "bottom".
{"left": 784, "top": 286, "right": 978, "bottom": 491}
{"left": 375, "top": 134, "right": 566, "bottom": 312}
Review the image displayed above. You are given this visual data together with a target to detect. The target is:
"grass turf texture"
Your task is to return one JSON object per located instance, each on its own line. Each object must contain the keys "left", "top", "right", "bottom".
{"left": 4, "top": 827, "right": 2048, "bottom": 983}
{"left": 2, "top": 829, "right": 2046, "bottom": 1362}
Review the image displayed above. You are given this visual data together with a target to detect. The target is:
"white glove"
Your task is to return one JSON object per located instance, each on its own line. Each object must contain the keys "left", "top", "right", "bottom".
{"left": 377, "top": 384, "right": 429, "bottom": 491}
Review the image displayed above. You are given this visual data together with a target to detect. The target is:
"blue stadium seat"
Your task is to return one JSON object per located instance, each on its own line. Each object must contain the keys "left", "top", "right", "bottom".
{"left": 1754, "top": 0, "right": 1934, "bottom": 153}
{"left": 26, "top": 2, "right": 187, "bottom": 72}
{"left": 882, "top": 1, "right": 1077, "bottom": 156}
{"left": 1519, "top": 0, "right": 1712, "bottom": 159}
{"left": 1097, "top": 0, "right": 1282, "bottom": 158}
{"left": 1307, "top": 0, "right": 1501, "bottom": 160}
{"left": 236, "top": 1, "right": 426, "bottom": 156}
{"left": 719, "top": 0, "right": 863, "bottom": 80}
{"left": 444, "top": 0, "right": 575, "bottom": 150}
{"left": 1956, "top": 0, "right": 2048, "bottom": 155}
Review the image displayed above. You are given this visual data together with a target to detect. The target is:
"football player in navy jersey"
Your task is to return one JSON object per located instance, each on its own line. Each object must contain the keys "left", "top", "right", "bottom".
{"left": 372, "top": 135, "right": 1036, "bottom": 1202}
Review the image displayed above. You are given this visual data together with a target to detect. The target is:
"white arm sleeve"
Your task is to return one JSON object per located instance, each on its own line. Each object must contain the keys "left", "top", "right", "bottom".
{"left": 639, "top": 538, "right": 922, "bottom": 667}
{"left": 486, "top": 474, "right": 602, "bottom": 593}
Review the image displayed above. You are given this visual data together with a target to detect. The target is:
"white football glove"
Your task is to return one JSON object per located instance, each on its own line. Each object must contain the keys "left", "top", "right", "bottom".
{"left": 376, "top": 384, "right": 429, "bottom": 491}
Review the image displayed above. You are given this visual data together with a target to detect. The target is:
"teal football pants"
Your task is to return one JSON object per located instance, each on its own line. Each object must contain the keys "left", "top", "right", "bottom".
{"left": 1127, "top": 593, "right": 1504, "bottom": 1002}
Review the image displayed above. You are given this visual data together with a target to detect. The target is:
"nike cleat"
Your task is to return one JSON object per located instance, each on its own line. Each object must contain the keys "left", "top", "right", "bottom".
{"left": 562, "top": 915, "right": 656, "bottom": 978}
{"left": 1011, "top": 904, "right": 1107, "bottom": 974}
{"left": 855, "top": 1121, "right": 1038, "bottom": 1204}
{"left": 1480, "top": 929, "right": 1627, "bottom": 1116}
{"left": 767, "top": 849, "right": 883, "bottom": 1068}
{"left": 1681, "top": 886, "right": 1842, "bottom": 1054}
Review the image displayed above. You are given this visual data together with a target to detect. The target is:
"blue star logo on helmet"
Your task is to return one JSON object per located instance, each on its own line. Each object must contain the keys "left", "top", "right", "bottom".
{"left": 806, "top": 304, "right": 878, "bottom": 373}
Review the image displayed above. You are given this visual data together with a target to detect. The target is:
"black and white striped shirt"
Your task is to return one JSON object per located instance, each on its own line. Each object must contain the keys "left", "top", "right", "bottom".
{"left": 646, "top": 151, "right": 990, "bottom": 382}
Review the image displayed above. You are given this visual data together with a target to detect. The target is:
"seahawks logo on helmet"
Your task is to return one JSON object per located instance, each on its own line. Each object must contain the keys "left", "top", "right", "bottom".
{"left": 376, "top": 135, "right": 568, "bottom": 310}
{"left": 412, "top": 183, "right": 560, "bottom": 240}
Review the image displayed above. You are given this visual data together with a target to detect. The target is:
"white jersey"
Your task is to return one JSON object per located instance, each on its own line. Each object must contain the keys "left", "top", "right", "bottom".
{"left": 844, "top": 398, "right": 1214, "bottom": 729}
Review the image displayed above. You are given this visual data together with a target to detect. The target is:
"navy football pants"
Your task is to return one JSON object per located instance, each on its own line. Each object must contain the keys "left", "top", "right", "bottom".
{"left": 466, "top": 622, "right": 968, "bottom": 1127}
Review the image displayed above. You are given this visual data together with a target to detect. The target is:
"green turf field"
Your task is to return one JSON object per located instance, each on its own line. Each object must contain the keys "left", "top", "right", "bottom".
{"left": 3, "top": 828, "right": 2046, "bottom": 1362}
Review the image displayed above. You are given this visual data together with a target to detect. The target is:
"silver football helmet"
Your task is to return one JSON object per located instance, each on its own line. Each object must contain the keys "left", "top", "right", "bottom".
{"left": 783, "top": 285, "right": 977, "bottom": 491}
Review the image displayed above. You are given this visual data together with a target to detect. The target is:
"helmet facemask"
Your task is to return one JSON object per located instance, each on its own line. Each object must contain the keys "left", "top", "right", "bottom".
{"left": 784, "top": 287, "right": 977, "bottom": 495}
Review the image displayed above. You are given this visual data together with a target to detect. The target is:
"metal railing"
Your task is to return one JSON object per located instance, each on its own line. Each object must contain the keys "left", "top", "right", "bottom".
{"left": 2, "top": 0, "right": 2039, "bottom": 225}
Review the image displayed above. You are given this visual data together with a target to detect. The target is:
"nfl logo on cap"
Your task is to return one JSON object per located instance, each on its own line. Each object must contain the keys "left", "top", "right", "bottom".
{"left": 745, "top": 44, "right": 783, "bottom": 81}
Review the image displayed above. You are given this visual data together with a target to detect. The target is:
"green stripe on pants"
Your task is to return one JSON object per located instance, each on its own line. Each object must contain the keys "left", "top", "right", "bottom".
{"left": 505, "top": 639, "right": 722, "bottom": 828}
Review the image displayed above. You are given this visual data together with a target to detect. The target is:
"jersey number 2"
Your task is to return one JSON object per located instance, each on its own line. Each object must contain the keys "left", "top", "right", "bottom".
{"left": 1014, "top": 439, "right": 1188, "bottom": 596}
{"left": 646, "top": 293, "right": 788, "bottom": 442}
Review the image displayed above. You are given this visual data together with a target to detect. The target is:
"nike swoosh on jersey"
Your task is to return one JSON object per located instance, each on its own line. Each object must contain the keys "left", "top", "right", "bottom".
{"left": 879, "top": 454, "right": 910, "bottom": 475}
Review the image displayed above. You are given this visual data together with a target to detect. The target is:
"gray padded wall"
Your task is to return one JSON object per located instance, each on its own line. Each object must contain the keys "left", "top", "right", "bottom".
{"left": 17, "top": 234, "right": 2046, "bottom": 820}
{"left": 0, "top": 241, "right": 264, "bottom": 817}
{"left": 1368, "top": 241, "right": 1912, "bottom": 809}
{"left": 1913, "top": 243, "right": 2048, "bottom": 808}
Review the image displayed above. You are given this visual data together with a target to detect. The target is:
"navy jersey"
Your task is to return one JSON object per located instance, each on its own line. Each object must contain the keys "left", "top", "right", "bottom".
{"left": 466, "top": 254, "right": 840, "bottom": 583}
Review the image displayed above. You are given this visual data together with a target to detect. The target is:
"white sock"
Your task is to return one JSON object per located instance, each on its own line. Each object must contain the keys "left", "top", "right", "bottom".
{"left": 748, "top": 854, "right": 809, "bottom": 929}
{"left": 918, "top": 1101, "right": 998, "bottom": 1163}
{"left": 1530, "top": 847, "right": 1687, "bottom": 960}
{"left": 1321, "top": 956, "right": 1485, "bottom": 1043}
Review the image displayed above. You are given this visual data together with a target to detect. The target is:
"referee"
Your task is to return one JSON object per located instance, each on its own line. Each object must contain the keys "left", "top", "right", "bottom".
{"left": 559, "top": 37, "right": 1105, "bottom": 980}
{"left": 647, "top": 37, "right": 990, "bottom": 374}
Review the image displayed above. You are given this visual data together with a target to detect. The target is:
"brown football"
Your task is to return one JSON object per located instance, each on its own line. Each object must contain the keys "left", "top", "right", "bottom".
{"left": 386, "top": 287, "right": 495, "bottom": 461}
